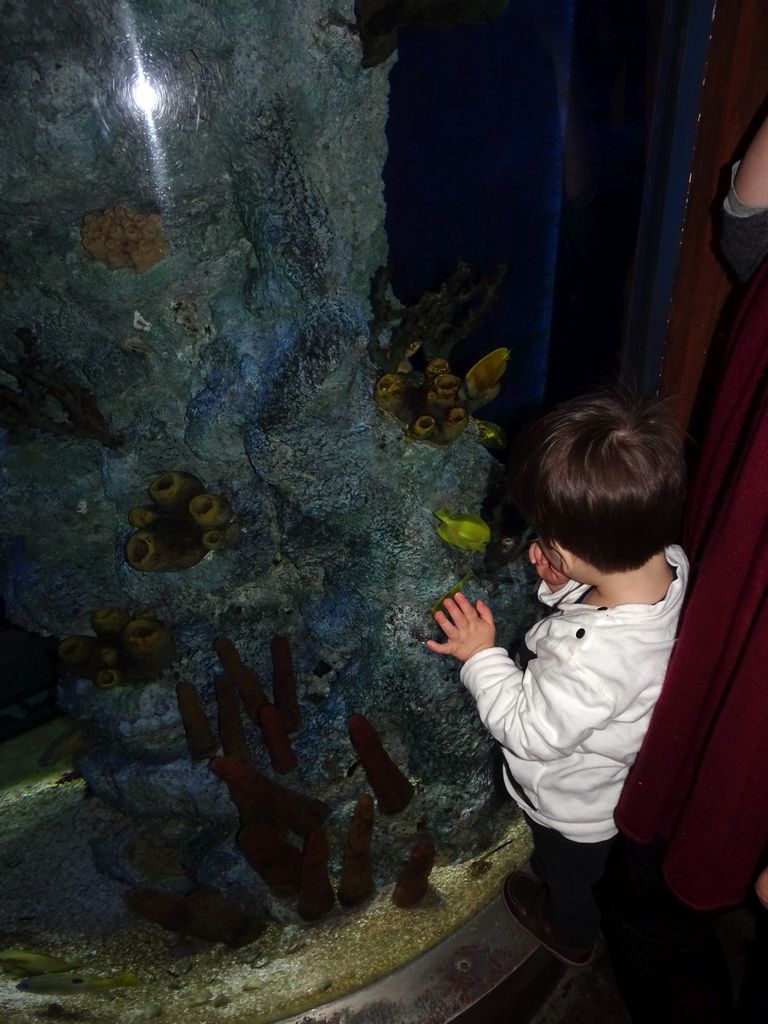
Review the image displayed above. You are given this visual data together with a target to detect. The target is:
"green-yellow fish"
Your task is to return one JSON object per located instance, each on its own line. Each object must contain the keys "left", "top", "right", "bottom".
{"left": 434, "top": 508, "right": 491, "bottom": 552}
{"left": 462, "top": 347, "right": 510, "bottom": 407}
{"left": 431, "top": 572, "right": 472, "bottom": 617}
{"left": 0, "top": 949, "right": 80, "bottom": 978}
{"left": 16, "top": 970, "right": 140, "bottom": 994}
{"left": 473, "top": 418, "right": 508, "bottom": 450}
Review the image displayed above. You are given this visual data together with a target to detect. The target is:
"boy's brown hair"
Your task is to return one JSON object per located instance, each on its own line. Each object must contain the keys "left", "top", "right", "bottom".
{"left": 508, "top": 388, "right": 687, "bottom": 572}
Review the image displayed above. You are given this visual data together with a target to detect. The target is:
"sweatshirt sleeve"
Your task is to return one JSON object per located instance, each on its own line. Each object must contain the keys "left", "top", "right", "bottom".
{"left": 460, "top": 640, "right": 617, "bottom": 761}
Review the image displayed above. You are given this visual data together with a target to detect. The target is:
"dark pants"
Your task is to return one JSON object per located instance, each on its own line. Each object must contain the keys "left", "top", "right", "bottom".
{"left": 524, "top": 812, "right": 616, "bottom": 949}
{"left": 596, "top": 834, "right": 734, "bottom": 1023}
{"left": 736, "top": 903, "right": 768, "bottom": 1023}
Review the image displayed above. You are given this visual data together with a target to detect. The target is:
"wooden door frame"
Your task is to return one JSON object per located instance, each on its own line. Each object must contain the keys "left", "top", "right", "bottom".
{"left": 658, "top": 0, "right": 768, "bottom": 431}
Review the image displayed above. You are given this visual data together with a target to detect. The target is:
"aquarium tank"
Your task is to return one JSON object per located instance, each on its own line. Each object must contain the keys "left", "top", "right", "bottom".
{"left": 0, "top": 0, "right": 655, "bottom": 1020}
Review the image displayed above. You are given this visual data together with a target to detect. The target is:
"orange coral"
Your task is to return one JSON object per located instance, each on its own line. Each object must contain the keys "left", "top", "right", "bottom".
{"left": 81, "top": 207, "right": 169, "bottom": 273}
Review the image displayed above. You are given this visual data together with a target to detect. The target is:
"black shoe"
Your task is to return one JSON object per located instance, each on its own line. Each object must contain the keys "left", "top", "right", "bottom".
{"left": 502, "top": 871, "right": 594, "bottom": 967}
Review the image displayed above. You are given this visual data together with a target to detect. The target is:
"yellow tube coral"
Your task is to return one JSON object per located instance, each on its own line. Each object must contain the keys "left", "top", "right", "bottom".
{"left": 94, "top": 668, "right": 123, "bottom": 690}
{"left": 189, "top": 492, "right": 232, "bottom": 529}
{"left": 424, "top": 358, "right": 451, "bottom": 380}
{"left": 125, "top": 529, "right": 207, "bottom": 572}
{"left": 148, "top": 472, "right": 206, "bottom": 512}
{"left": 374, "top": 373, "right": 416, "bottom": 425}
{"left": 95, "top": 645, "right": 120, "bottom": 667}
{"left": 91, "top": 607, "right": 131, "bottom": 638}
{"left": 126, "top": 472, "right": 237, "bottom": 572}
{"left": 128, "top": 505, "right": 162, "bottom": 528}
{"left": 201, "top": 529, "right": 225, "bottom": 550}
{"left": 410, "top": 415, "right": 436, "bottom": 441}
{"left": 439, "top": 406, "right": 469, "bottom": 443}
{"left": 58, "top": 636, "right": 100, "bottom": 676}
{"left": 121, "top": 617, "right": 176, "bottom": 679}
{"left": 425, "top": 373, "right": 461, "bottom": 418}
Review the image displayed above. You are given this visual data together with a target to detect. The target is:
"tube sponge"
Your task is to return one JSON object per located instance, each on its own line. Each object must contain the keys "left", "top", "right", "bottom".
{"left": 125, "top": 472, "right": 238, "bottom": 572}
{"left": 58, "top": 608, "right": 176, "bottom": 687}
{"left": 189, "top": 492, "right": 232, "bottom": 528}
{"left": 126, "top": 528, "right": 206, "bottom": 572}
{"left": 149, "top": 471, "right": 206, "bottom": 512}
{"left": 121, "top": 617, "right": 176, "bottom": 680}
{"left": 374, "top": 347, "right": 508, "bottom": 447}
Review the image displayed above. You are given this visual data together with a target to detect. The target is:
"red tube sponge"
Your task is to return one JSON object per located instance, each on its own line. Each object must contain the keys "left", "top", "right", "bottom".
{"left": 214, "top": 636, "right": 269, "bottom": 723}
{"left": 297, "top": 829, "right": 335, "bottom": 921}
{"left": 125, "top": 886, "right": 264, "bottom": 946}
{"left": 271, "top": 635, "right": 302, "bottom": 734}
{"left": 215, "top": 674, "right": 250, "bottom": 762}
{"left": 348, "top": 713, "right": 414, "bottom": 814}
{"left": 258, "top": 703, "right": 298, "bottom": 774}
{"left": 237, "top": 820, "right": 302, "bottom": 897}
{"left": 337, "top": 793, "right": 375, "bottom": 907}
{"left": 210, "top": 755, "right": 328, "bottom": 836}
{"left": 392, "top": 841, "right": 436, "bottom": 908}
{"left": 176, "top": 681, "right": 217, "bottom": 760}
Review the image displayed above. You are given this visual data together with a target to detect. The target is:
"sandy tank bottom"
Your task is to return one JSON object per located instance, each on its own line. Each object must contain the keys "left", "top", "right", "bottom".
{"left": 0, "top": 718, "right": 532, "bottom": 1024}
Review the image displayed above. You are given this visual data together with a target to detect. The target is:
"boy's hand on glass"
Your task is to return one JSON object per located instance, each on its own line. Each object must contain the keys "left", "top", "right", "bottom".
{"left": 426, "top": 592, "right": 496, "bottom": 662}
{"left": 529, "top": 541, "right": 570, "bottom": 591}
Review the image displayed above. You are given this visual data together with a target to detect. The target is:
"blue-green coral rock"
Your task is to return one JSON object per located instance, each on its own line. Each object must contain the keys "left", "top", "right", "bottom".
{"left": 0, "top": 0, "right": 535, "bottom": 905}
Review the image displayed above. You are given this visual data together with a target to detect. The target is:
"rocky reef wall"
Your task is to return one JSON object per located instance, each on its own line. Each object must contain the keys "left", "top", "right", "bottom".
{"left": 0, "top": 0, "right": 535, "bottom": 930}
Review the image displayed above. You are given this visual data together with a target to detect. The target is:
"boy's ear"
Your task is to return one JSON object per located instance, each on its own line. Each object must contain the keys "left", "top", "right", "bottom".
{"left": 548, "top": 541, "right": 573, "bottom": 573}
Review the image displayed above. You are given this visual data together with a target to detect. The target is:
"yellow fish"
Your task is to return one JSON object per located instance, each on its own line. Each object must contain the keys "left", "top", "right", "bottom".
{"left": 0, "top": 949, "right": 80, "bottom": 978}
{"left": 16, "top": 970, "right": 140, "bottom": 994}
{"left": 434, "top": 508, "right": 491, "bottom": 552}
{"left": 461, "top": 348, "right": 510, "bottom": 408}
{"left": 473, "top": 418, "right": 508, "bottom": 450}
{"left": 431, "top": 572, "right": 472, "bottom": 617}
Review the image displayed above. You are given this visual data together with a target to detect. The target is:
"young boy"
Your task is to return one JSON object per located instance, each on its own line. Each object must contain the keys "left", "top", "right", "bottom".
{"left": 427, "top": 389, "right": 688, "bottom": 966}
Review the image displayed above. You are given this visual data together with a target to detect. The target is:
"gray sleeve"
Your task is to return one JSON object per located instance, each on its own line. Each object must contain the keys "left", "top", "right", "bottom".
{"left": 721, "top": 209, "right": 768, "bottom": 281}
{"left": 720, "top": 162, "right": 768, "bottom": 281}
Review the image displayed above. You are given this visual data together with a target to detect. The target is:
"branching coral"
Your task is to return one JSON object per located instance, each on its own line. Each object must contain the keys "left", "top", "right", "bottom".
{"left": 125, "top": 471, "right": 239, "bottom": 572}
{"left": 58, "top": 608, "right": 175, "bottom": 688}
{"left": 0, "top": 327, "right": 123, "bottom": 447}
{"left": 355, "top": 0, "right": 510, "bottom": 69}
{"left": 81, "top": 207, "right": 169, "bottom": 273}
{"left": 367, "top": 260, "right": 506, "bottom": 372}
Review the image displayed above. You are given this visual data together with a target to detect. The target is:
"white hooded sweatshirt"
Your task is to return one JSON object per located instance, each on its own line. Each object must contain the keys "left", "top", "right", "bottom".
{"left": 460, "top": 545, "right": 689, "bottom": 842}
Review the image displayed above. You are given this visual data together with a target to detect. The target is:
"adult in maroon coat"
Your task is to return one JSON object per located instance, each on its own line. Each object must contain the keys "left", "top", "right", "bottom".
{"left": 599, "top": 246, "right": 768, "bottom": 1021}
